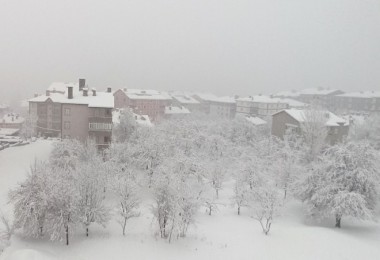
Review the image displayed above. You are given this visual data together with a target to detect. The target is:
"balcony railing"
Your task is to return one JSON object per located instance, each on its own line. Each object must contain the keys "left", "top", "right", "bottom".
{"left": 89, "top": 122, "right": 112, "bottom": 131}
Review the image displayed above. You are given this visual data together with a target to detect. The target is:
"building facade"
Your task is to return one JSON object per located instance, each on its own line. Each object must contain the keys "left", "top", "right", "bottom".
{"left": 29, "top": 80, "right": 114, "bottom": 147}
{"left": 113, "top": 89, "right": 172, "bottom": 122}
{"left": 236, "top": 96, "right": 289, "bottom": 118}
{"left": 333, "top": 91, "right": 380, "bottom": 115}
{"left": 271, "top": 109, "right": 349, "bottom": 145}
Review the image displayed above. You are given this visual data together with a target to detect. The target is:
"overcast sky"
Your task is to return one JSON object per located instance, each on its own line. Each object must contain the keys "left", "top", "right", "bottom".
{"left": 0, "top": 0, "right": 379, "bottom": 104}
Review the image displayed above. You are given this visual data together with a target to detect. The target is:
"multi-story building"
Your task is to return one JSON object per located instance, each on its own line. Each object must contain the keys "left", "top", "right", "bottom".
{"left": 29, "top": 79, "right": 114, "bottom": 147}
{"left": 170, "top": 94, "right": 202, "bottom": 112}
{"left": 271, "top": 109, "right": 349, "bottom": 145}
{"left": 274, "top": 88, "right": 344, "bottom": 110}
{"left": 113, "top": 88, "right": 172, "bottom": 122}
{"left": 209, "top": 96, "right": 236, "bottom": 119}
{"left": 333, "top": 91, "right": 380, "bottom": 115}
{"left": 192, "top": 93, "right": 219, "bottom": 114}
{"left": 236, "top": 95, "right": 289, "bottom": 118}
{"left": 0, "top": 104, "right": 10, "bottom": 117}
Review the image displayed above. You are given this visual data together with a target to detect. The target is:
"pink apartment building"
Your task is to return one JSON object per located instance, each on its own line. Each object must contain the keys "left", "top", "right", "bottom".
{"left": 113, "top": 88, "right": 172, "bottom": 122}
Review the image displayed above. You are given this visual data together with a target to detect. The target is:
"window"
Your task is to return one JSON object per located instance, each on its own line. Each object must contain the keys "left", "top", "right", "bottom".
{"left": 64, "top": 108, "right": 71, "bottom": 116}
{"left": 64, "top": 121, "right": 71, "bottom": 130}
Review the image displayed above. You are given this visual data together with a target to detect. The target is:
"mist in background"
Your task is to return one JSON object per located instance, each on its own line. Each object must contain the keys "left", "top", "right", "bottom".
{"left": 1, "top": 0, "right": 379, "bottom": 105}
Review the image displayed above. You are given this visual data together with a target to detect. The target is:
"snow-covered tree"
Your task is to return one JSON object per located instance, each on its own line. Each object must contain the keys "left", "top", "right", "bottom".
{"left": 208, "top": 163, "right": 224, "bottom": 198}
{"left": 231, "top": 172, "right": 251, "bottom": 215}
{"left": 349, "top": 114, "right": 380, "bottom": 149}
{"left": 112, "top": 109, "right": 138, "bottom": 143}
{"left": 300, "top": 108, "right": 328, "bottom": 162}
{"left": 113, "top": 174, "right": 140, "bottom": 236}
{"left": 20, "top": 113, "right": 38, "bottom": 140}
{"left": 9, "top": 160, "right": 49, "bottom": 238}
{"left": 298, "top": 141, "right": 379, "bottom": 228}
{"left": 75, "top": 162, "right": 110, "bottom": 237}
{"left": 249, "top": 185, "right": 282, "bottom": 235}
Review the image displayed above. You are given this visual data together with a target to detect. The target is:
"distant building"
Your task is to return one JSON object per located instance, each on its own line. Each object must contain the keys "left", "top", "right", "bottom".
{"left": 0, "top": 113, "right": 25, "bottom": 136}
{"left": 113, "top": 88, "right": 172, "bottom": 122}
{"left": 170, "top": 94, "right": 202, "bottom": 112}
{"left": 333, "top": 91, "right": 380, "bottom": 115}
{"left": 274, "top": 88, "right": 344, "bottom": 110}
{"left": 236, "top": 95, "right": 288, "bottom": 118}
{"left": 164, "top": 105, "right": 191, "bottom": 119}
{"left": 192, "top": 93, "right": 219, "bottom": 114}
{"left": 28, "top": 79, "right": 114, "bottom": 147}
{"left": 209, "top": 96, "right": 236, "bottom": 119}
{"left": 272, "top": 109, "right": 349, "bottom": 145}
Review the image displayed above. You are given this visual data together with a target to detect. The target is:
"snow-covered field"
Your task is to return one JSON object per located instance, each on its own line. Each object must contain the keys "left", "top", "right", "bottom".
{"left": 1, "top": 141, "right": 380, "bottom": 260}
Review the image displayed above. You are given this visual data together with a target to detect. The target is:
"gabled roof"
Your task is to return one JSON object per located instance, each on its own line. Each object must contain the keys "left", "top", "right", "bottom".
{"left": 274, "top": 109, "right": 348, "bottom": 126}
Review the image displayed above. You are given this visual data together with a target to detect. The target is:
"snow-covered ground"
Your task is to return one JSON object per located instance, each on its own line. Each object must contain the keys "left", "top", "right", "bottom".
{"left": 1, "top": 141, "right": 380, "bottom": 260}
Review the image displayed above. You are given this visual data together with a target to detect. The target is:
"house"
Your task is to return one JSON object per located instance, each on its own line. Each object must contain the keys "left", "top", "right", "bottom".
{"left": 272, "top": 109, "right": 349, "bottom": 145}
{"left": 333, "top": 91, "right": 380, "bottom": 114}
{"left": 113, "top": 88, "right": 172, "bottom": 122}
{"left": 208, "top": 96, "right": 236, "bottom": 119}
{"left": 28, "top": 79, "right": 114, "bottom": 147}
{"left": 236, "top": 95, "right": 288, "bottom": 118}
{"left": 0, "top": 113, "right": 25, "bottom": 129}
{"left": 0, "top": 104, "right": 10, "bottom": 116}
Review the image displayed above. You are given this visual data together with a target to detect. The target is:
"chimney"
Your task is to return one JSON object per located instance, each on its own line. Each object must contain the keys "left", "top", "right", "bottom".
{"left": 83, "top": 88, "right": 88, "bottom": 96}
{"left": 68, "top": 86, "right": 73, "bottom": 99}
{"left": 46, "top": 90, "right": 50, "bottom": 96}
{"left": 34, "top": 93, "right": 38, "bottom": 98}
{"left": 92, "top": 88, "right": 97, "bottom": 96}
{"left": 79, "top": 78, "right": 86, "bottom": 91}
{"left": 123, "top": 88, "right": 127, "bottom": 92}
{"left": 107, "top": 87, "right": 112, "bottom": 93}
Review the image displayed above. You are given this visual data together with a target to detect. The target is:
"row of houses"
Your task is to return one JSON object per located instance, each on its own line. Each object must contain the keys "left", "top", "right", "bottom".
{"left": 274, "top": 87, "right": 380, "bottom": 115}
{"left": 28, "top": 79, "right": 375, "bottom": 147}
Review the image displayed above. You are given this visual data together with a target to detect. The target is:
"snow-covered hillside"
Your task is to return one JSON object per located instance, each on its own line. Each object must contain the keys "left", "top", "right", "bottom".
{"left": 1, "top": 140, "right": 380, "bottom": 260}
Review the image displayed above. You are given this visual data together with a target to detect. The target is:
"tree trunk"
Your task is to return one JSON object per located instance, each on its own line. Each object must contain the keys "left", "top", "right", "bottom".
{"left": 123, "top": 218, "right": 127, "bottom": 236}
{"left": 216, "top": 189, "right": 219, "bottom": 198}
{"left": 66, "top": 226, "right": 69, "bottom": 246}
{"left": 86, "top": 227, "right": 89, "bottom": 237}
{"left": 238, "top": 206, "right": 240, "bottom": 215}
{"left": 335, "top": 215, "right": 341, "bottom": 228}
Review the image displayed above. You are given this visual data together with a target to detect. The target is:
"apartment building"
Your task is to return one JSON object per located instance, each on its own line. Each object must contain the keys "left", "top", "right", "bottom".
{"left": 170, "top": 94, "right": 202, "bottom": 112}
{"left": 29, "top": 79, "right": 114, "bottom": 147}
{"left": 271, "top": 109, "right": 349, "bottom": 145}
{"left": 192, "top": 93, "right": 219, "bottom": 114}
{"left": 113, "top": 88, "right": 172, "bottom": 122}
{"left": 333, "top": 91, "right": 380, "bottom": 115}
{"left": 209, "top": 96, "right": 236, "bottom": 119}
{"left": 274, "top": 88, "right": 344, "bottom": 110}
{"left": 236, "top": 95, "right": 289, "bottom": 118}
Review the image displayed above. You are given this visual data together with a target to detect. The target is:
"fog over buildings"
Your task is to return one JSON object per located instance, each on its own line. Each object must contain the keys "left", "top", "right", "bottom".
{"left": 1, "top": 0, "right": 380, "bottom": 104}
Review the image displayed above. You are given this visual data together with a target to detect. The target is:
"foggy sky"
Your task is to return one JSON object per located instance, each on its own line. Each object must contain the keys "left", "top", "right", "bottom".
{"left": 1, "top": 0, "right": 380, "bottom": 104}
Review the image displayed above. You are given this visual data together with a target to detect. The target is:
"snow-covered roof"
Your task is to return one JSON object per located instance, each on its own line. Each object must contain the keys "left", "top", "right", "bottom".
{"left": 171, "top": 95, "right": 200, "bottom": 104}
{"left": 126, "top": 93, "right": 172, "bottom": 100}
{"left": 29, "top": 90, "right": 114, "bottom": 108}
{"left": 165, "top": 106, "right": 191, "bottom": 115}
{"left": 336, "top": 91, "right": 380, "bottom": 98}
{"left": 237, "top": 95, "right": 286, "bottom": 104}
{"left": 47, "top": 82, "right": 77, "bottom": 94}
{"left": 0, "top": 128, "right": 19, "bottom": 136}
{"left": 280, "top": 98, "right": 308, "bottom": 108}
{"left": 192, "top": 93, "right": 219, "bottom": 102}
{"left": 112, "top": 109, "right": 153, "bottom": 127}
{"left": 1, "top": 113, "right": 25, "bottom": 124}
{"left": 278, "top": 109, "right": 348, "bottom": 126}
{"left": 245, "top": 116, "right": 267, "bottom": 126}
{"left": 273, "top": 90, "right": 301, "bottom": 97}
{"left": 299, "top": 88, "right": 341, "bottom": 95}
{"left": 209, "top": 96, "right": 236, "bottom": 104}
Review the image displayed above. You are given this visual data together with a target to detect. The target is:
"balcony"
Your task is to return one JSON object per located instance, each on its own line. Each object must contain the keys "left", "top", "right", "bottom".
{"left": 89, "top": 122, "right": 112, "bottom": 132}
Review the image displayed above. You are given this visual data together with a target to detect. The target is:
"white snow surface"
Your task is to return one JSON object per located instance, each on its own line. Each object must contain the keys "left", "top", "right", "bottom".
{"left": 1, "top": 141, "right": 380, "bottom": 260}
